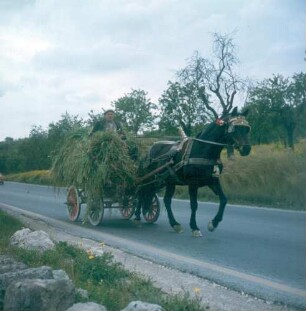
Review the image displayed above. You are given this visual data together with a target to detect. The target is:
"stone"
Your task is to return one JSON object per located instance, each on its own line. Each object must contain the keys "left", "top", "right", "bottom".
{"left": 3, "top": 278, "right": 75, "bottom": 311}
{"left": 10, "top": 228, "right": 55, "bottom": 252}
{"left": 0, "top": 255, "right": 27, "bottom": 274}
{"left": 65, "top": 302, "right": 107, "bottom": 311}
{"left": 52, "top": 269, "right": 70, "bottom": 280}
{"left": 120, "top": 301, "right": 164, "bottom": 311}
{"left": 76, "top": 288, "right": 89, "bottom": 300}
{"left": 0, "top": 266, "right": 53, "bottom": 310}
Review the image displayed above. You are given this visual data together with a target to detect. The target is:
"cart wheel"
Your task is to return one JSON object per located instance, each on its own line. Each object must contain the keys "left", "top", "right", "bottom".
{"left": 87, "top": 196, "right": 104, "bottom": 226}
{"left": 142, "top": 194, "right": 160, "bottom": 223}
{"left": 120, "top": 196, "right": 136, "bottom": 219}
{"left": 66, "top": 186, "right": 81, "bottom": 222}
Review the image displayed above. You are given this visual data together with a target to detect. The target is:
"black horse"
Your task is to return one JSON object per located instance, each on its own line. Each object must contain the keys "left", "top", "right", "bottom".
{"left": 135, "top": 107, "right": 251, "bottom": 237}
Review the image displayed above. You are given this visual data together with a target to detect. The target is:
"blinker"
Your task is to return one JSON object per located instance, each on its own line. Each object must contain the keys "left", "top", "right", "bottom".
{"left": 227, "top": 116, "right": 251, "bottom": 133}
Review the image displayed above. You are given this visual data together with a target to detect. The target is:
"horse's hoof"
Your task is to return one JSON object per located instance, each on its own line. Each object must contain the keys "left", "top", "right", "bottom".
{"left": 192, "top": 230, "right": 203, "bottom": 237}
{"left": 207, "top": 220, "right": 215, "bottom": 232}
{"left": 173, "top": 224, "right": 183, "bottom": 233}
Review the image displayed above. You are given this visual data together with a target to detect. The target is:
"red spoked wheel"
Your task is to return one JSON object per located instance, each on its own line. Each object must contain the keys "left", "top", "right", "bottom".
{"left": 66, "top": 186, "right": 81, "bottom": 222}
{"left": 120, "top": 196, "right": 136, "bottom": 219}
{"left": 142, "top": 194, "right": 160, "bottom": 223}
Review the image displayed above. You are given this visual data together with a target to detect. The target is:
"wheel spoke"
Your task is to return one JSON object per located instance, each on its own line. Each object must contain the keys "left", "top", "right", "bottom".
{"left": 120, "top": 196, "right": 136, "bottom": 219}
{"left": 66, "top": 186, "right": 81, "bottom": 222}
{"left": 87, "top": 196, "right": 104, "bottom": 226}
{"left": 143, "top": 195, "right": 160, "bottom": 223}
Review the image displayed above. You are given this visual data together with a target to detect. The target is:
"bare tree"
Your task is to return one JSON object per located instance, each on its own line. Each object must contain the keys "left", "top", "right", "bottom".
{"left": 178, "top": 33, "right": 249, "bottom": 118}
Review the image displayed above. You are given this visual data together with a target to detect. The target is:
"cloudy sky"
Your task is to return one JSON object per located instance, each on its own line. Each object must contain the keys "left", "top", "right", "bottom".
{"left": 0, "top": 0, "right": 304, "bottom": 141}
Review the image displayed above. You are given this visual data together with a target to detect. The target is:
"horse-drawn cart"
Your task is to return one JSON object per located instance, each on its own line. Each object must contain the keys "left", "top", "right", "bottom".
{"left": 65, "top": 182, "right": 161, "bottom": 226}
{"left": 50, "top": 130, "right": 161, "bottom": 226}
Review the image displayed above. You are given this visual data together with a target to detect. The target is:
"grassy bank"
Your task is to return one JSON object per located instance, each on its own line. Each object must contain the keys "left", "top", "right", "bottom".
{"left": 5, "top": 140, "right": 306, "bottom": 210}
{"left": 188, "top": 140, "right": 305, "bottom": 210}
{"left": 0, "top": 210, "right": 208, "bottom": 311}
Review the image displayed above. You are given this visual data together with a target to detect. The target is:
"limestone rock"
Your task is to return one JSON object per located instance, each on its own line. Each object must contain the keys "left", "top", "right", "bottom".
{"left": 52, "top": 269, "right": 70, "bottom": 280}
{"left": 66, "top": 302, "right": 107, "bottom": 311}
{"left": 0, "top": 266, "right": 53, "bottom": 309}
{"left": 121, "top": 301, "right": 164, "bottom": 311}
{"left": 3, "top": 278, "right": 75, "bottom": 311}
{"left": 76, "top": 287, "right": 89, "bottom": 300}
{"left": 10, "top": 228, "right": 55, "bottom": 252}
{"left": 0, "top": 255, "right": 27, "bottom": 274}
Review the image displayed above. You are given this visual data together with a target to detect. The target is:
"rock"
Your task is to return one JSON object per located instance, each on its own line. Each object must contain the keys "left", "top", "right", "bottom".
{"left": 76, "top": 288, "right": 89, "bottom": 300}
{"left": 65, "top": 302, "right": 107, "bottom": 311}
{"left": 0, "top": 255, "right": 27, "bottom": 274}
{"left": 3, "top": 278, "right": 75, "bottom": 311}
{"left": 0, "top": 266, "right": 53, "bottom": 310}
{"left": 52, "top": 269, "right": 70, "bottom": 280}
{"left": 121, "top": 301, "right": 164, "bottom": 311}
{"left": 10, "top": 228, "right": 55, "bottom": 252}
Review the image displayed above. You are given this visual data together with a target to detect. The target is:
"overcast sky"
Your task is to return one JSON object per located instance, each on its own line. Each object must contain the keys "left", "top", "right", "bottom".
{"left": 0, "top": 0, "right": 304, "bottom": 141}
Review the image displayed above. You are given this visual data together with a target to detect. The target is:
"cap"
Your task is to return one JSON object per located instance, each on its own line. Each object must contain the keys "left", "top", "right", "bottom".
{"left": 104, "top": 109, "right": 115, "bottom": 115}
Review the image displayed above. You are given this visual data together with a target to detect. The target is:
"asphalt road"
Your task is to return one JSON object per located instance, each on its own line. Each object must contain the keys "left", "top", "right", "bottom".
{"left": 0, "top": 181, "right": 305, "bottom": 309}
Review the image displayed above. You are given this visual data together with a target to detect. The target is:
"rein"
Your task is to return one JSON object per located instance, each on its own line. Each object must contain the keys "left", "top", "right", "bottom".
{"left": 191, "top": 137, "right": 229, "bottom": 147}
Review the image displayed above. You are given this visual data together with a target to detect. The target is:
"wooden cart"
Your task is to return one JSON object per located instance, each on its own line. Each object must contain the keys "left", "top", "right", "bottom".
{"left": 65, "top": 184, "right": 160, "bottom": 226}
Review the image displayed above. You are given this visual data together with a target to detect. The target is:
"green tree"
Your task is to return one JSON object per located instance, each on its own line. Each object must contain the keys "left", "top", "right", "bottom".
{"left": 159, "top": 81, "right": 208, "bottom": 136}
{"left": 18, "top": 126, "right": 51, "bottom": 171}
{"left": 246, "top": 73, "right": 305, "bottom": 148}
{"left": 48, "top": 112, "right": 85, "bottom": 152}
{"left": 287, "top": 72, "right": 306, "bottom": 139}
{"left": 112, "top": 89, "right": 157, "bottom": 135}
{"left": 0, "top": 138, "right": 23, "bottom": 174}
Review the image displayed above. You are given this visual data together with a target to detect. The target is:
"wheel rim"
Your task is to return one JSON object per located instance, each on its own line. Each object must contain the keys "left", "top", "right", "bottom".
{"left": 143, "top": 195, "right": 160, "bottom": 223}
{"left": 120, "top": 196, "right": 136, "bottom": 219}
{"left": 66, "top": 186, "right": 81, "bottom": 222}
{"left": 87, "top": 196, "right": 104, "bottom": 226}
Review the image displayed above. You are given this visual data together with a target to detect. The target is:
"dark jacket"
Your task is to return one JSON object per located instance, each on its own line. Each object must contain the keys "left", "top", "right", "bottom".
{"left": 90, "top": 118, "right": 125, "bottom": 137}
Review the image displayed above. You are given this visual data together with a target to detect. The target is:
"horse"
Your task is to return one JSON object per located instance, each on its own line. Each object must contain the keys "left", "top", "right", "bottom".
{"left": 134, "top": 107, "right": 251, "bottom": 237}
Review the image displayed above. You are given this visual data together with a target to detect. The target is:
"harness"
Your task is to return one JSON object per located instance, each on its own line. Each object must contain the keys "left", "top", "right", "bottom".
{"left": 139, "top": 115, "right": 250, "bottom": 188}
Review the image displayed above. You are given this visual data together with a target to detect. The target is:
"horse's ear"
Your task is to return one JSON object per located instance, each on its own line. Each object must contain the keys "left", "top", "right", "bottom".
{"left": 231, "top": 107, "right": 238, "bottom": 116}
{"left": 241, "top": 108, "right": 249, "bottom": 117}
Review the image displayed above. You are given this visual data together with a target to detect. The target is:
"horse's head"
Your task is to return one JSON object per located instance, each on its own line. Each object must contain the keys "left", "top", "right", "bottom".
{"left": 220, "top": 107, "right": 251, "bottom": 156}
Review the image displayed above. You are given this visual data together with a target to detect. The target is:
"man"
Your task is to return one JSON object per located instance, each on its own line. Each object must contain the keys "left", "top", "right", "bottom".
{"left": 90, "top": 109, "right": 125, "bottom": 138}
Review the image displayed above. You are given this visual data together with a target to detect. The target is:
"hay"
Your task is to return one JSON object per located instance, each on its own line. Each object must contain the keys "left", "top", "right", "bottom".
{"left": 51, "top": 130, "right": 137, "bottom": 198}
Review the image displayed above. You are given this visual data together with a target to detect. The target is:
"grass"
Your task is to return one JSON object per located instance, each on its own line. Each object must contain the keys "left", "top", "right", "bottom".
{"left": 172, "top": 140, "right": 306, "bottom": 210}
{"left": 0, "top": 210, "right": 208, "bottom": 311}
{"left": 5, "top": 140, "right": 306, "bottom": 210}
{"left": 5, "top": 170, "right": 54, "bottom": 185}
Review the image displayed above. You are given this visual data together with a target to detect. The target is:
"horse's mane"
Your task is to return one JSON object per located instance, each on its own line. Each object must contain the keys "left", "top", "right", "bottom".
{"left": 196, "top": 122, "right": 216, "bottom": 139}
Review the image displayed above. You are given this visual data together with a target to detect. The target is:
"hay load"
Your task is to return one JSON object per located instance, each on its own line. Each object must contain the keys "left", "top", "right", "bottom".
{"left": 51, "top": 129, "right": 137, "bottom": 198}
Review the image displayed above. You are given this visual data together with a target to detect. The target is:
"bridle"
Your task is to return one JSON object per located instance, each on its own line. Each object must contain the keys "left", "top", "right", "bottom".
{"left": 192, "top": 115, "right": 251, "bottom": 148}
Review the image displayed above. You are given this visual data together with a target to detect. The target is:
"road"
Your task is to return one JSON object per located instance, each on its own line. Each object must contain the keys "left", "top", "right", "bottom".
{"left": 0, "top": 181, "right": 305, "bottom": 309}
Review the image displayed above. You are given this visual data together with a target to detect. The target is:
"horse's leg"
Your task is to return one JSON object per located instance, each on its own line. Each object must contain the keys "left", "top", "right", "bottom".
{"left": 134, "top": 186, "right": 155, "bottom": 222}
{"left": 189, "top": 185, "right": 202, "bottom": 237}
{"left": 163, "top": 184, "right": 183, "bottom": 233}
{"left": 134, "top": 199, "right": 142, "bottom": 222}
{"left": 134, "top": 189, "right": 143, "bottom": 222}
{"left": 207, "top": 180, "right": 227, "bottom": 232}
